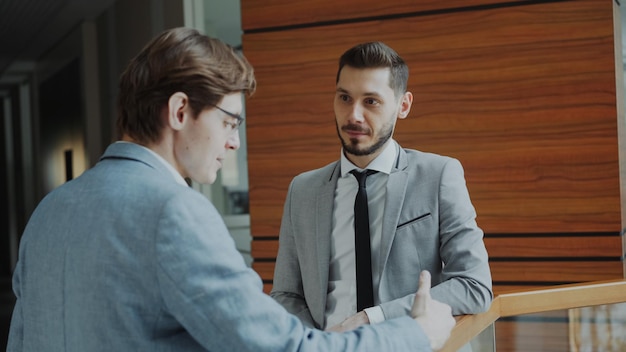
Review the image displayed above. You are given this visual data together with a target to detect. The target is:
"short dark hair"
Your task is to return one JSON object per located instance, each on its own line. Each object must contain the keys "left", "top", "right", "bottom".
{"left": 336, "top": 41, "right": 408, "bottom": 96}
{"left": 117, "top": 27, "right": 256, "bottom": 144}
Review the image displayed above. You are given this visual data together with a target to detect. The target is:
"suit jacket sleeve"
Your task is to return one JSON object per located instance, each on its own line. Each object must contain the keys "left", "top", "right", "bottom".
{"left": 380, "top": 157, "right": 493, "bottom": 318}
{"left": 7, "top": 242, "right": 24, "bottom": 352}
{"left": 154, "top": 190, "right": 435, "bottom": 351}
{"left": 270, "top": 179, "right": 318, "bottom": 328}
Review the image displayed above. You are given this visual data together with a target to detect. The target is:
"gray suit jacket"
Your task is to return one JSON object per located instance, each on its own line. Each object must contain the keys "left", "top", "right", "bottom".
{"left": 271, "top": 147, "right": 493, "bottom": 329}
{"left": 8, "top": 142, "right": 431, "bottom": 351}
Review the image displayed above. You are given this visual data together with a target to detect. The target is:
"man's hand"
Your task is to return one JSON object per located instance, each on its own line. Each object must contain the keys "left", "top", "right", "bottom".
{"left": 411, "top": 271, "right": 456, "bottom": 350}
{"left": 325, "top": 310, "right": 370, "bottom": 332}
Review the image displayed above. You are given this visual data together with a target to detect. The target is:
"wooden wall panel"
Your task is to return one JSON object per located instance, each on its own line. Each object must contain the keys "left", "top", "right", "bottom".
{"left": 252, "top": 235, "right": 624, "bottom": 294}
{"left": 242, "top": 0, "right": 625, "bottom": 293}
{"left": 245, "top": 0, "right": 620, "bottom": 236}
{"left": 484, "top": 235, "right": 623, "bottom": 258}
{"left": 252, "top": 259, "right": 624, "bottom": 295}
{"left": 490, "top": 261, "right": 623, "bottom": 283}
{"left": 252, "top": 236, "right": 623, "bottom": 261}
{"left": 242, "top": 0, "right": 530, "bottom": 31}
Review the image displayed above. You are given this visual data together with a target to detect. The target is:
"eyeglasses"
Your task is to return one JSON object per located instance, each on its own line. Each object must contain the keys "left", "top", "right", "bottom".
{"left": 208, "top": 103, "right": 245, "bottom": 131}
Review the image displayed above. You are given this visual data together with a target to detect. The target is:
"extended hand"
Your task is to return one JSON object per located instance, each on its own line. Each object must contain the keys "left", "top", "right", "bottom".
{"left": 411, "top": 271, "right": 456, "bottom": 350}
{"left": 325, "top": 310, "right": 370, "bottom": 332}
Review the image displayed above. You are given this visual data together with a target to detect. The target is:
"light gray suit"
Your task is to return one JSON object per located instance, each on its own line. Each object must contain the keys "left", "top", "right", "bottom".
{"left": 8, "top": 142, "right": 432, "bottom": 351}
{"left": 271, "top": 147, "right": 493, "bottom": 329}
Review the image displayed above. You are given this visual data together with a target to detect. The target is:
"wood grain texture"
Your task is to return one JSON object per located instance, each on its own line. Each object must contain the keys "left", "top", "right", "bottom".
{"left": 241, "top": 0, "right": 531, "bottom": 31}
{"left": 244, "top": 0, "right": 620, "bottom": 238}
{"left": 490, "top": 261, "right": 624, "bottom": 282}
{"left": 493, "top": 284, "right": 546, "bottom": 295}
{"left": 484, "top": 235, "right": 623, "bottom": 258}
{"left": 254, "top": 260, "right": 623, "bottom": 285}
{"left": 497, "top": 279, "right": 626, "bottom": 316}
{"left": 253, "top": 235, "right": 623, "bottom": 260}
{"left": 251, "top": 239, "right": 279, "bottom": 259}
{"left": 242, "top": 0, "right": 625, "bottom": 290}
{"left": 252, "top": 261, "right": 275, "bottom": 282}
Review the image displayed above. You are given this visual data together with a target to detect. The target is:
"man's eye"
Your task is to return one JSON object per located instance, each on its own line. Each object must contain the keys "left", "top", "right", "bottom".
{"left": 224, "top": 120, "right": 238, "bottom": 130}
{"left": 365, "top": 98, "right": 378, "bottom": 105}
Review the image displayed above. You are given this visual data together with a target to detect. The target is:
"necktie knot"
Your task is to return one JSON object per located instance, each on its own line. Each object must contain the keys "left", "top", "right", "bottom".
{"left": 350, "top": 169, "right": 377, "bottom": 188}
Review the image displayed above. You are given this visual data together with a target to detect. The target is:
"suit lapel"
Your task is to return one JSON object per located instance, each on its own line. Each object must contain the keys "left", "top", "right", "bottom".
{"left": 315, "top": 162, "right": 340, "bottom": 318}
{"left": 379, "top": 148, "right": 409, "bottom": 274}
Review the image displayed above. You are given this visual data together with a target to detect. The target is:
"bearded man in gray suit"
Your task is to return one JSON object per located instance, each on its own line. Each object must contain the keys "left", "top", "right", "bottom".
{"left": 7, "top": 28, "right": 456, "bottom": 351}
{"left": 271, "top": 41, "right": 493, "bottom": 332}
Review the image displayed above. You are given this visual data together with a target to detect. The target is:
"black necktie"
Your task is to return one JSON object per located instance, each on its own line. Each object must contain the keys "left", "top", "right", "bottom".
{"left": 350, "top": 169, "right": 377, "bottom": 311}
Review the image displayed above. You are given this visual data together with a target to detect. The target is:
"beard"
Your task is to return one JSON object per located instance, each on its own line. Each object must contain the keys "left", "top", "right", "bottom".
{"left": 336, "top": 118, "right": 394, "bottom": 156}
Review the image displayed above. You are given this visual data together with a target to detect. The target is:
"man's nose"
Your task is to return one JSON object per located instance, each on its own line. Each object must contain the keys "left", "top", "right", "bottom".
{"left": 348, "top": 103, "right": 365, "bottom": 123}
{"left": 226, "top": 130, "right": 240, "bottom": 150}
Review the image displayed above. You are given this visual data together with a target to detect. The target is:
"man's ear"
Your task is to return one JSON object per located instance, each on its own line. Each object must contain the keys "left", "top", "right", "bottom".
{"left": 167, "top": 92, "right": 189, "bottom": 131}
{"left": 398, "top": 91, "right": 413, "bottom": 120}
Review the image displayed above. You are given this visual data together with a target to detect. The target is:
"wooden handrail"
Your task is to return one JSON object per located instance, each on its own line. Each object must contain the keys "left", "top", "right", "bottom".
{"left": 440, "top": 279, "right": 626, "bottom": 352}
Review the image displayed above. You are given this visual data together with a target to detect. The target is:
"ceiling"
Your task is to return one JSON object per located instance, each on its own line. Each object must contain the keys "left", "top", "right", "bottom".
{"left": 1, "top": 1, "right": 625, "bottom": 87}
{"left": 0, "top": 0, "right": 116, "bottom": 86}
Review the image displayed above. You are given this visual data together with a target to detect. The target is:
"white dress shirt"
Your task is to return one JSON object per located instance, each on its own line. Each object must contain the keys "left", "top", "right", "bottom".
{"left": 324, "top": 140, "right": 398, "bottom": 328}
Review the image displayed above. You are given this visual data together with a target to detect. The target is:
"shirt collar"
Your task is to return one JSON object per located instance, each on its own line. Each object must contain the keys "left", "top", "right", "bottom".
{"left": 116, "top": 141, "right": 189, "bottom": 186}
{"left": 340, "top": 139, "right": 398, "bottom": 177}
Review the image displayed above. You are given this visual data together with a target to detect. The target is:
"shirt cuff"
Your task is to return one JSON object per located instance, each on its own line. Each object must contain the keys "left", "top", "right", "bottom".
{"left": 363, "top": 306, "right": 385, "bottom": 324}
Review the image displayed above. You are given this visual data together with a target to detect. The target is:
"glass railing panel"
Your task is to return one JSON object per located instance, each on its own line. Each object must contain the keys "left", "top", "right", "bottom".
{"left": 441, "top": 280, "right": 626, "bottom": 352}
{"left": 493, "top": 302, "right": 626, "bottom": 352}
{"left": 567, "top": 302, "right": 626, "bottom": 352}
{"left": 469, "top": 322, "right": 495, "bottom": 352}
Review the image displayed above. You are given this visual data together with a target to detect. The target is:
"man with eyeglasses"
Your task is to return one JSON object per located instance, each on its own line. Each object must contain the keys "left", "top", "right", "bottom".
{"left": 7, "top": 28, "right": 455, "bottom": 351}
